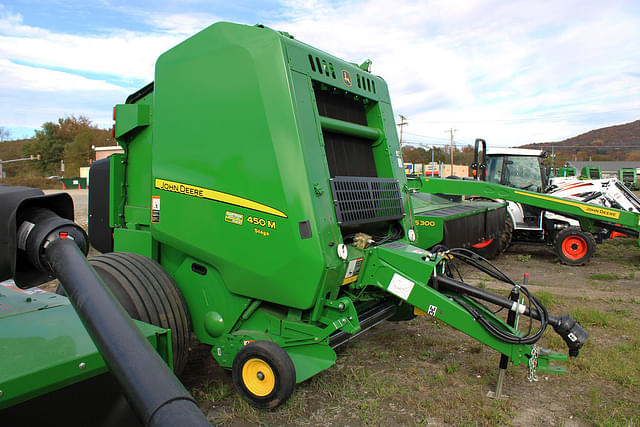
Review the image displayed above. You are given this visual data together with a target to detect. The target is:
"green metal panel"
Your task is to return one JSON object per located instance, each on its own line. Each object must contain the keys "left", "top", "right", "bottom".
{"left": 557, "top": 166, "right": 576, "bottom": 177}
{"left": 171, "top": 256, "right": 251, "bottom": 343}
{"left": 0, "top": 285, "right": 170, "bottom": 409}
{"left": 114, "top": 104, "right": 150, "bottom": 138}
{"left": 149, "top": 23, "right": 326, "bottom": 310}
{"left": 409, "top": 176, "right": 640, "bottom": 236}
{"left": 580, "top": 166, "right": 601, "bottom": 179}
{"left": 113, "top": 228, "right": 153, "bottom": 257}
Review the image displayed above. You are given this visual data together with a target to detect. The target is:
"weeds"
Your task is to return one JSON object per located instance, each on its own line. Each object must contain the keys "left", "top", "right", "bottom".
{"left": 517, "top": 254, "right": 532, "bottom": 263}
{"left": 446, "top": 362, "right": 459, "bottom": 374}
{"left": 571, "top": 307, "right": 615, "bottom": 327}
{"left": 533, "top": 290, "right": 557, "bottom": 309}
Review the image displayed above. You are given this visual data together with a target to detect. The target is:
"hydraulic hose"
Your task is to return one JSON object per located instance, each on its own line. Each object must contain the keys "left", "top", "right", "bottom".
{"left": 43, "top": 234, "right": 210, "bottom": 427}
{"left": 435, "top": 261, "right": 588, "bottom": 356}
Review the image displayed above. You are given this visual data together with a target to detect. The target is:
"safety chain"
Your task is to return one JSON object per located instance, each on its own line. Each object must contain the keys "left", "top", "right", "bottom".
{"left": 527, "top": 344, "right": 539, "bottom": 382}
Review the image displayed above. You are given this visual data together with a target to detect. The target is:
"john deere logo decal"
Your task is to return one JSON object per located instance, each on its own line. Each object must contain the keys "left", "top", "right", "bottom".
{"left": 342, "top": 70, "right": 352, "bottom": 87}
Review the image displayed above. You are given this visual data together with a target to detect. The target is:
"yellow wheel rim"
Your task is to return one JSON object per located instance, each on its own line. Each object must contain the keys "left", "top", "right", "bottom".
{"left": 242, "top": 358, "right": 275, "bottom": 397}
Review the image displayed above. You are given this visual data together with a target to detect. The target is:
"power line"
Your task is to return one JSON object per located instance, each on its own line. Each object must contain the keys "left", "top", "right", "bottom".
{"left": 445, "top": 128, "right": 457, "bottom": 175}
{"left": 397, "top": 115, "right": 408, "bottom": 145}
{"left": 403, "top": 131, "right": 452, "bottom": 142}
{"left": 410, "top": 108, "right": 640, "bottom": 124}
{"left": 403, "top": 140, "right": 474, "bottom": 147}
{"left": 528, "top": 144, "right": 640, "bottom": 149}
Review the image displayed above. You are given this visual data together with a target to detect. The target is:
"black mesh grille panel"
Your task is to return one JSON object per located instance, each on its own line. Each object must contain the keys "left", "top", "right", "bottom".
{"left": 330, "top": 176, "right": 404, "bottom": 225}
{"left": 313, "top": 84, "right": 378, "bottom": 178}
{"left": 314, "top": 87, "right": 367, "bottom": 125}
{"left": 323, "top": 131, "right": 377, "bottom": 177}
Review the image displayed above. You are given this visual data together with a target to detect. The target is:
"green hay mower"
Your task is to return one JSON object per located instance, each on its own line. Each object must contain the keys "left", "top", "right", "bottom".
{"left": 1, "top": 22, "right": 593, "bottom": 423}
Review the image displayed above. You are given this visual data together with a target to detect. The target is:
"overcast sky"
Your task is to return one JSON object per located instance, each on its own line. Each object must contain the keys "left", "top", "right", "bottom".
{"left": 1, "top": 0, "right": 639, "bottom": 148}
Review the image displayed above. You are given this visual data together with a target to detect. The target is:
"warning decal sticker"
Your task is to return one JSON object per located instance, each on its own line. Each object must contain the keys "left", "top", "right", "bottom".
{"left": 151, "top": 196, "right": 160, "bottom": 223}
{"left": 342, "top": 257, "right": 364, "bottom": 285}
{"left": 387, "top": 273, "right": 415, "bottom": 300}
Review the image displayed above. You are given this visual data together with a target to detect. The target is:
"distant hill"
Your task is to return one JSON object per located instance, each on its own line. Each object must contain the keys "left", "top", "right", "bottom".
{"left": 523, "top": 120, "right": 640, "bottom": 161}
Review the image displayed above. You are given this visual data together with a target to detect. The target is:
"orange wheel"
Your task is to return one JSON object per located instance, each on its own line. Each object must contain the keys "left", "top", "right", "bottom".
{"left": 561, "top": 235, "right": 588, "bottom": 260}
{"left": 553, "top": 227, "right": 596, "bottom": 266}
{"left": 472, "top": 238, "right": 494, "bottom": 249}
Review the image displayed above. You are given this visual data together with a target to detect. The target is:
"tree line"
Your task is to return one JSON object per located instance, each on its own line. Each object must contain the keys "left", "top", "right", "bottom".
{"left": 401, "top": 144, "right": 476, "bottom": 166}
{"left": 0, "top": 116, "right": 115, "bottom": 179}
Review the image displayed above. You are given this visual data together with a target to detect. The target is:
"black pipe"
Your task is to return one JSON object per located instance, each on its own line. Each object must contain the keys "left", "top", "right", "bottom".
{"left": 499, "top": 286, "right": 521, "bottom": 370}
{"left": 435, "top": 275, "right": 588, "bottom": 356}
{"left": 44, "top": 236, "right": 210, "bottom": 427}
{"left": 435, "top": 275, "right": 556, "bottom": 324}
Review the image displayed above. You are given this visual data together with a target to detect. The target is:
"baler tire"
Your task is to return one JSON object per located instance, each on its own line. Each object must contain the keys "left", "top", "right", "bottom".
{"left": 58, "top": 252, "right": 191, "bottom": 375}
{"left": 497, "top": 214, "right": 514, "bottom": 254}
{"left": 470, "top": 237, "right": 500, "bottom": 260}
{"left": 469, "top": 213, "right": 513, "bottom": 259}
{"left": 553, "top": 227, "right": 596, "bottom": 266}
{"left": 232, "top": 341, "right": 295, "bottom": 409}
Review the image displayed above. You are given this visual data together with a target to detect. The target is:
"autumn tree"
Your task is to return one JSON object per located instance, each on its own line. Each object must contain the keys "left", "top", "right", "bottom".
{"left": 22, "top": 121, "right": 67, "bottom": 175}
{"left": 402, "top": 145, "right": 448, "bottom": 164}
{"left": 21, "top": 116, "right": 115, "bottom": 177}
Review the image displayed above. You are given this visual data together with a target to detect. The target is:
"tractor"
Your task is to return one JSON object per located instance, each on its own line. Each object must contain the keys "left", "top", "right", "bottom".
{"left": 408, "top": 138, "right": 640, "bottom": 265}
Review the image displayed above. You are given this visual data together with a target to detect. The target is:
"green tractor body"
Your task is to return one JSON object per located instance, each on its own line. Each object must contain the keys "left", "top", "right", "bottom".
{"left": 77, "top": 22, "right": 585, "bottom": 408}
{"left": 0, "top": 282, "right": 171, "bottom": 411}
{"left": 580, "top": 166, "right": 602, "bottom": 179}
{"left": 618, "top": 168, "right": 637, "bottom": 190}
{"left": 557, "top": 166, "right": 577, "bottom": 177}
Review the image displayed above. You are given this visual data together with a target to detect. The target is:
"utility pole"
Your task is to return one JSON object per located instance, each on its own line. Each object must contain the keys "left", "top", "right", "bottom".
{"left": 445, "top": 128, "right": 457, "bottom": 176}
{"left": 397, "top": 115, "right": 408, "bottom": 145}
{"left": 0, "top": 155, "right": 40, "bottom": 179}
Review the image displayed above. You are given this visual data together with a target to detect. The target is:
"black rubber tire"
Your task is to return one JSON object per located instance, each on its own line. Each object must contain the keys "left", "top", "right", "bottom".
{"left": 232, "top": 341, "right": 296, "bottom": 409}
{"left": 470, "top": 213, "right": 513, "bottom": 259}
{"left": 497, "top": 214, "right": 514, "bottom": 254}
{"left": 553, "top": 227, "right": 596, "bottom": 266}
{"left": 57, "top": 252, "right": 191, "bottom": 374}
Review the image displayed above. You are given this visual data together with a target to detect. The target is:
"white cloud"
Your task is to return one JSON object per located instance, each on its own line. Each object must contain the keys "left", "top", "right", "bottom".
{"left": 0, "top": 59, "right": 130, "bottom": 129}
{"left": 1, "top": 0, "right": 639, "bottom": 146}
{"left": 0, "top": 59, "right": 127, "bottom": 92}
{"left": 144, "top": 11, "right": 224, "bottom": 35}
{"left": 266, "top": 0, "right": 640, "bottom": 146}
{"left": 0, "top": 9, "right": 182, "bottom": 81}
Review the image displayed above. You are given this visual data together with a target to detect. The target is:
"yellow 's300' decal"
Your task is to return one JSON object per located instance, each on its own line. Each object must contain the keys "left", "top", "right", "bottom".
{"left": 155, "top": 178, "right": 287, "bottom": 218}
